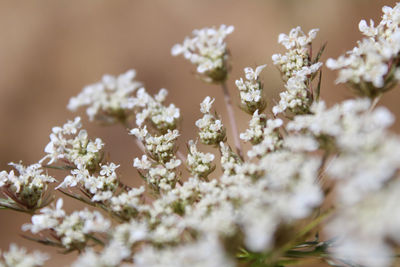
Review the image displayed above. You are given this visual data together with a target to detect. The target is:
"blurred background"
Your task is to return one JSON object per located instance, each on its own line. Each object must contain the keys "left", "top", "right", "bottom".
{"left": 0, "top": 0, "right": 398, "bottom": 265}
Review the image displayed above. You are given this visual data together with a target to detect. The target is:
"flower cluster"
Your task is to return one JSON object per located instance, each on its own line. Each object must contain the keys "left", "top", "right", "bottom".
{"left": 171, "top": 25, "right": 234, "bottom": 83}
{"left": 272, "top": 27, "right": 323, "bottom": 115}
{"left": 56, "top": 162, "right": 119, "bottom": 202}
{"left": 23, "top": 198, "right": 110, "bottom": 250}
{"left": 219, "top": 142, "right": 242, "bottom": 175}
{"left": 0, "top": 244, "right": 48, "bottom": 267}
{"left": 129, "top": 88, "right": 180, "bottom": 133}
{"left": 131, "top": 128, "right": 181, "bottom": 192}
{"left": 0, "top": 162, "right": 55, "bottom": 212}
{"left": 235, "top": 64, "right": 267, "bottom": 114}
{"left": 41, "top": 117, "right": 104, "bottom": 172}
{"left": 3, "top": 4, "right": 400, "bottom": 267}
{"left": 246, "top": 116, "right": 283, "bottom": 158}
{"left": 110, "top": 186, "right": 147, "bottom": 221}
{"left": 68, "top": 70, "right": 142, "bottom": 123}
{"left": 195, "top": 97, "right": 226, "bottom": 145}
{"left": 186, "top": 140, "right": 215, "bottom": 179}
{"left": 327, "top": 3, "right": 400, "bottom": 97}
{"left": 239, "top": 110, "right": 266, "bottom": 144}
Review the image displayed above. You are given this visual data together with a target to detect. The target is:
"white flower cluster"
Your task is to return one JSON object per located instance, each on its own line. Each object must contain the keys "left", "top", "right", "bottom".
{"left": 272, "top": 27, "right": 322, "bottom": 115}
{"left": 235, "top": 64, "right": 267, "bottom": 113}
{"left": 240, "top": 110, "right": 266, "bottom": 144}
{"left": 5, "top": 4, "right": 400, "bottom": 266}
{"left": 131, "top": 127, "right": 179, "bottom": 164}
{"left": 41, "top": 117, "right": 104, "bottom": 171}
{"left": 326, "top": 180, "right": 400, "bottom": 267}
{"left": 186, "top": 140, "right": 215, "bottom": 178}
{"left": 71, "top": 241, "right": 131, "bottom": 267}
{"left": 56, "top": 162, "right": 119, "bottom": 202}
{"left": 134, "top": 234, "right": 234, "bottom": 267}
{"left": 0, "top": 244, "right": 48, "bottom": 267}
{"left": 327, "top": 3, "right": 400, "bottom": 96}
{"left": 110, "top": 186, "right": 147, "bottom": 221}
{"left": 219, "top": 142, "right": 242, "bottom": 175}
{"left": 23, "top": 198, "right": 110, "bottom": 249}
{"left": 195, "top": 97, "right": 226, "bottom": 145}
{"left": 272, "top": 27, "right": 318, "bottom": 80}
{"left": 246, "top": 117, "right": 283, "bottom": 158}
{"left": 286, "top": 98, "right": 400, "bottom": 266}
{"left": 129, "top": 88, "right": 180, "bottom": 133}
{"left": 0, "top": 162, "right": 55, "bottom": 210}
{"left": 68, "top": 70, "right": 142, "bottom": 122}
{"left": 171, "top": 25, "right": 234, "bottom": 83}
{"left": 131, "top": 128, "right": 181, "bottom": 192}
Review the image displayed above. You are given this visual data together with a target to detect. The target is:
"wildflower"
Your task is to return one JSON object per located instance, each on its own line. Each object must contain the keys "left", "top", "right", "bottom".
{"left": 186, "top": 140, "right": 215, "bottom": 179}
{"left": 235, "top": 65, "right": 267, "bottom": 114}
{"left": 128, "top": 88, "right": 180, "bottom": 133}
{"left": 41, "top": 117, "right": 104, "bottom": 172}
{"left": 172, "top": 25, "right": 234, "bottom": 83}
{"left": 195, "top": 97, "right": 226, "bottom": 145}
{"left": 110, "top": 186, "right": 147, "bottom": 220}
{"left": 23, "top": 198, "right": 110, "bottom": 250}
{"left": 272, "top": 26, "right": 322, "bottom": 115}
{"left": 240, "top": 110, "right": 267, "bottom": 144}
{"left": 247, "top": 117, "right": 283, "bottom": 158}
{"left": 326, "top": 3, "right": 400, "bottom": 97}
{"left": 56, "top": 163, "right": 119, "bottom": 202}
{"left": 219, "top": 142, "right": 241, "bottom": 176}
{"left": 0, "top": 244, "right": 48, "bottom": 267}
{"left": 68, "top": 69, "right": 142, "bottom": 123}
{"left": 272, "top": 27, "right": 319, "bottom": 81}
{"left": 134, "top": 234, "right": 235, "bottom": 267}
{"left": 72, "top": 241, "right": 131, "bottom": 267}
{"left": 130, "top": 127, "right": 180, "bottom": 164}
{"left": 0, "top": 162, "right": 55, "bottom": 212}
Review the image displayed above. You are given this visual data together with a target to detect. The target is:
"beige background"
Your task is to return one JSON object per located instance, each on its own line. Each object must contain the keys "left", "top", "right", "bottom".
{"left": 0, "top": 1, "right": 398, "bottom": 266}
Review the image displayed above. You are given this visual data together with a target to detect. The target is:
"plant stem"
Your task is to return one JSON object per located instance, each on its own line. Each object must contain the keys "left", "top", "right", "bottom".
{"left": 269, "top": 208, "right": 334, "bottom": 264}
{"left": 176, "top": 150, "right": 186, "bottom": 163}
{"left": 221, "top": 82, "right": 244, "bottom": 160}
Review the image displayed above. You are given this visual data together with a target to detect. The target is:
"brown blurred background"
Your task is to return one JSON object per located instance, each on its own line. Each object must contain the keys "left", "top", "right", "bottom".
{"left": 0, "top": 0, "right": 399, "bottom": 266}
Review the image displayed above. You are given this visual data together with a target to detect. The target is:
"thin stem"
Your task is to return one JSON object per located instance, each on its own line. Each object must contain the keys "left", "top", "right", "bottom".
{"left": 369, "top": 94, "right": 382, "bottom": 112}
{"left": 221, "top": 82, "right": 244, "bottom": 160}
{"left": 176, "top": 150, "right": 186, "bottom": 163}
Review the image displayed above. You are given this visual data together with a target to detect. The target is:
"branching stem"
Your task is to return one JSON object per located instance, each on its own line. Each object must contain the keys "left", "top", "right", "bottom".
{"left": 221, "top": 82, "right": 244, "bottom": 160}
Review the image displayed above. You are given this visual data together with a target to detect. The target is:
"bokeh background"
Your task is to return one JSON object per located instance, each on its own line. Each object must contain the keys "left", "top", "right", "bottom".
{"left": 0, "top": 0, "right": 399, "bottom": 266}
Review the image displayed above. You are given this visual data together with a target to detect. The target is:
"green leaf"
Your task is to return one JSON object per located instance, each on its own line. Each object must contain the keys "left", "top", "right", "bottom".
{"left": 315, "top": 70, "right": 322, "bottom": 102}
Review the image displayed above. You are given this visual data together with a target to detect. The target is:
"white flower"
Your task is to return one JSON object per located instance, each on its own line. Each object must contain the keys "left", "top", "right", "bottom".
{"left": 196, "top": 97, "right": 225, "bottom": 145}
{"left": 236, "top": 65, "right": 267, "bottom": 113}
{"left": 41, "top": 117, "right": 104, "bottom": 170}
{"left": 1, "top": 244, "right": 48, "bottom": 267}
{"left": 240, "top": 110, "right": 266, "bottom": 144}
{"left": 133, "top": 155, "right": 152, "bottom": 170}
{"left": 272, "top": 27, "right": 322, "bottom": 115}
{"left": 172, "top": 25, "right": 234, "bottom": 82}
{"left": 68, "top": 70, "right": 142, "bottom": 122}
{"left": 128, "top": 88, "right": 180, "bottom": 132}
{"left": 0, "top": 162, "right": 56, "bottom": 210}
{"left": 186, "top": 140, "right": 215, "bottom": 178}
{"left": 327, "top": 4, "right": 400, "bottom": 93}
{"left": 200, "top": 96, "right": 214, "bottom": 114}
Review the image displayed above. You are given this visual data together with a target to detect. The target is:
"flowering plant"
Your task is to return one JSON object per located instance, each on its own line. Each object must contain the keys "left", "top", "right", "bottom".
{"left": 2, "top": 3, "right": 400, "bottom": 267}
